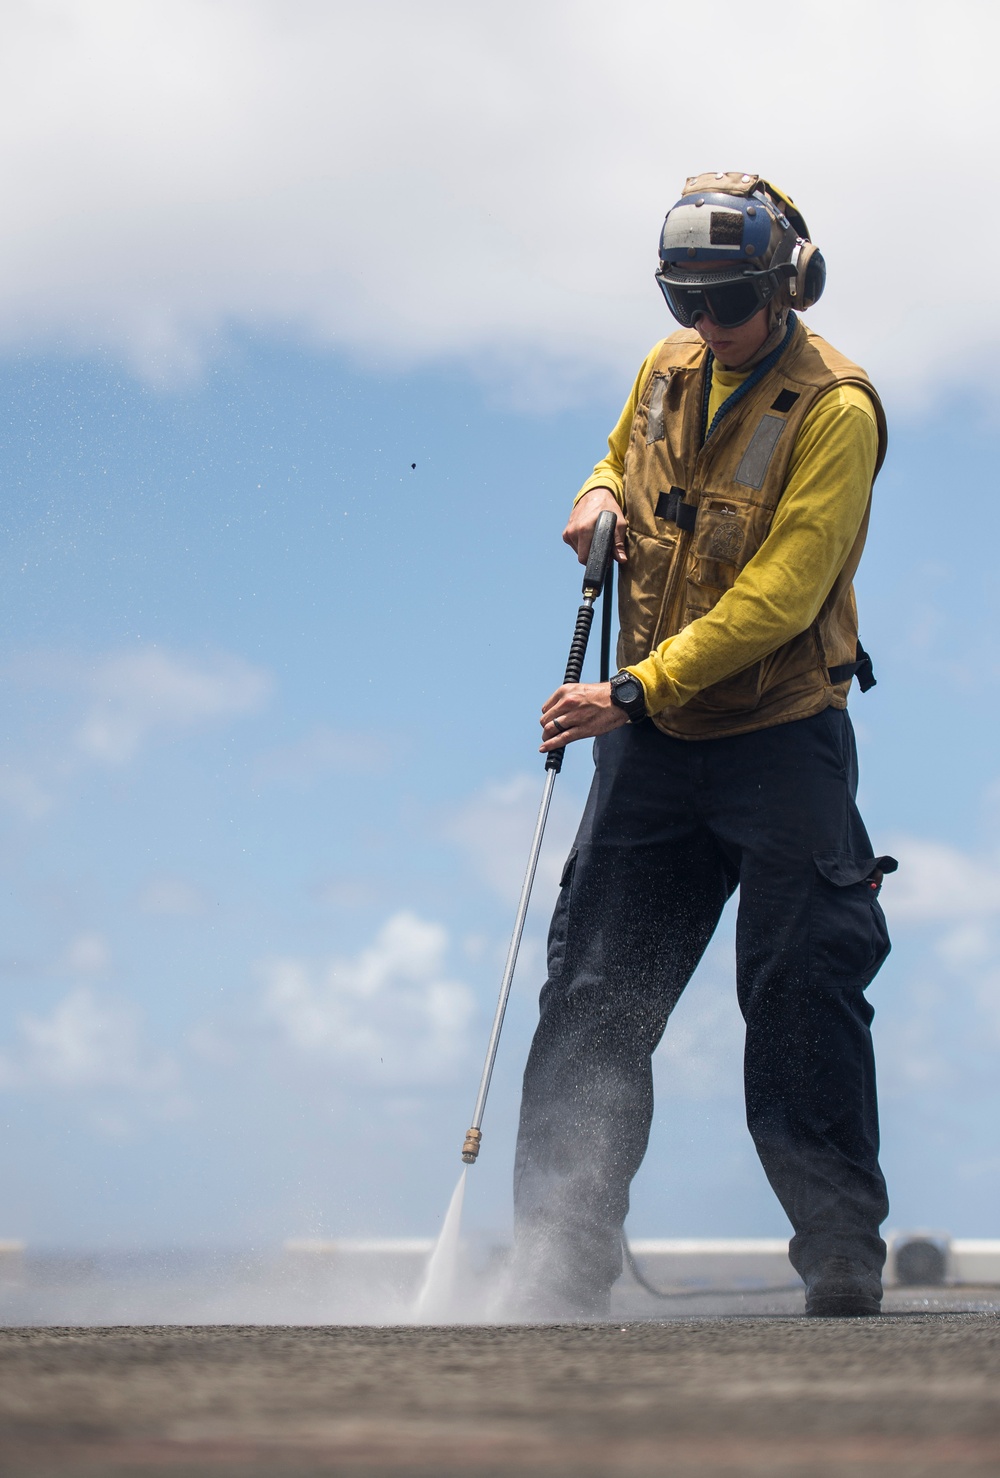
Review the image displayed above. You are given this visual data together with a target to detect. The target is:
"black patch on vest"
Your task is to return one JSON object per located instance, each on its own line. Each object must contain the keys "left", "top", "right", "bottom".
{"left": 655, "top": 487, "right": 697, "bottom": 531}
{"left": 709, "top": 210, "right": 743, "bottom": 246}
{"left": 770, "top": 388, "right": 800, "bottom": 413}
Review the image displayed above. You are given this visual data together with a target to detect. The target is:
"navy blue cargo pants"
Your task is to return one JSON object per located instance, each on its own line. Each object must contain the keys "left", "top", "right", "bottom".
{"left": 513, "top": 705, "right": 893, "bottom": 1313}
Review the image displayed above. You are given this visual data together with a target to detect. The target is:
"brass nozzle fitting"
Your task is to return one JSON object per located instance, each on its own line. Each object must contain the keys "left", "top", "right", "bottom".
{"left": 461, "top": 1127, "right": 482, "bottom": 1164}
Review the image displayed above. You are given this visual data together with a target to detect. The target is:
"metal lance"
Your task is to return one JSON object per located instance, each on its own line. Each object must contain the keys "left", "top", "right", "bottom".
{"left": 461, "top": 509, "right": 618, "bottom": 1164}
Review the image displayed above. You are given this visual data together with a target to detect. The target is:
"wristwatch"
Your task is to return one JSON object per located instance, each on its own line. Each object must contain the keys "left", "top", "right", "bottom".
{"left": 609, "top": 671, "right": 648, "bottom": 723}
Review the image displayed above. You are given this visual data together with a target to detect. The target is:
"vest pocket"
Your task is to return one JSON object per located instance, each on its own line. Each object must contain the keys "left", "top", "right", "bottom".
{"left": 809, "top": 851, "right": 891, "bottom": 987}
{"left": 689, "top": 500, "right": 752, "bottom": 593}
{"left": 618, "top": 529, "right": 680, "bottom": 665}
{"left": 676, "top": 500, "right": 765, "bottom": 710}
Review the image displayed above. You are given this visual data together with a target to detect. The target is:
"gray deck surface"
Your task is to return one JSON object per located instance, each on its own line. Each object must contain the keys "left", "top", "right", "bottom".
{"left": 1, "top": 1297, "right": 998, "bottom": 1476}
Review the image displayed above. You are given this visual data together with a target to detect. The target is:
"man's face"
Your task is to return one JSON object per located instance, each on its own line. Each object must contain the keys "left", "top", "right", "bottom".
{"left": 694, "top": 304, "right": 770, "bottom": 368}
{"left": 676, "top": 262, "right": 771, "bottom": 368}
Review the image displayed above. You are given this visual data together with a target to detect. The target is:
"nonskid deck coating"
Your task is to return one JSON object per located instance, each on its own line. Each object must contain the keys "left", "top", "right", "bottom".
{"left": 1, "top": 1310, "right": 999, "bottom": 1477}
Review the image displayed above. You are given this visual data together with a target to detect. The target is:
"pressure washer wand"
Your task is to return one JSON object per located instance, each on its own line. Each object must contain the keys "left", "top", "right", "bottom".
{"left": 461, "top": 509, "right": 618, "bottom": 1165}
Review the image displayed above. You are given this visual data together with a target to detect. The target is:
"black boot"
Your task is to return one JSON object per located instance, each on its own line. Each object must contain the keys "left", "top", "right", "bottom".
{"left": 804, "top": 1256, "right": 883, "bottom": 1317}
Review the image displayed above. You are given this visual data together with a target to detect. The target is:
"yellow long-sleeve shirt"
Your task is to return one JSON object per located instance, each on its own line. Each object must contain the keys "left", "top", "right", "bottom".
{"left": 575, "top": 346, "right": 879, "bottom": 713}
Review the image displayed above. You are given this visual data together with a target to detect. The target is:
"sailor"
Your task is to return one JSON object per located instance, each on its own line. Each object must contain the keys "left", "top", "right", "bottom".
{"left": 513, "top": 172, "right": 896, "bottom": 1319}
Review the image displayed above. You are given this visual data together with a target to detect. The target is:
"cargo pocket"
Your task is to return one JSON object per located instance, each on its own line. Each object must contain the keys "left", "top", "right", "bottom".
{"left": 810, "top": 852, "right": 897, "bottom": 986}
{"left": 546, "top": 849, "right": 578, "bottom": 979}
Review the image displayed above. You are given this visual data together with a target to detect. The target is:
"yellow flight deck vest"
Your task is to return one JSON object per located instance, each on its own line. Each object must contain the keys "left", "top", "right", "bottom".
{"left": 618, "top": 319, "right": 887, "bottom": 740}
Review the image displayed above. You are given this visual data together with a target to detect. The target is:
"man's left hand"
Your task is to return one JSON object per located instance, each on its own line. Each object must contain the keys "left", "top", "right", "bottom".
{"left": 540, "top": 682, "right": 629, "bottom": 752}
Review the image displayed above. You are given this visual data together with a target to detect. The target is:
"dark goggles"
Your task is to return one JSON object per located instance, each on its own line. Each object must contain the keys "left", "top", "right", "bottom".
{"left": 655, "top": 266, "right": 780, "bottom": 329}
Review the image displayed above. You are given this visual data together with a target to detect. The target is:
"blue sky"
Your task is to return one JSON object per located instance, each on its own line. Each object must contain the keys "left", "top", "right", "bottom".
{"left": 0, "top": 1, "right": 998, "bottom": 1253}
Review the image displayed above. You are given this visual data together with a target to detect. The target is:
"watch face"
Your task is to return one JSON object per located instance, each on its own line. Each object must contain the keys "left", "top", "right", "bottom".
{"left": 615, "top": 676, "right": 642, "bottom": 704}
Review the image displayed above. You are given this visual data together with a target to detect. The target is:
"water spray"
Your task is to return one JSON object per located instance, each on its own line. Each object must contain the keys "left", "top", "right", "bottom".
{"left": 461, "top": 509, "right": 617, "bottom": 1166}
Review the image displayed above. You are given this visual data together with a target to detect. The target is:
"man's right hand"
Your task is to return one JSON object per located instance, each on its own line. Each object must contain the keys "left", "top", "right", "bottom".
{"left": 562, "top": 487, "right": 628, "bottom": 566}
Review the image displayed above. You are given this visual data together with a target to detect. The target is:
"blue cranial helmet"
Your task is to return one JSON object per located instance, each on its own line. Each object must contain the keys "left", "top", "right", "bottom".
{"left": 656, "top": 172, "right": 826, "bottom": 324}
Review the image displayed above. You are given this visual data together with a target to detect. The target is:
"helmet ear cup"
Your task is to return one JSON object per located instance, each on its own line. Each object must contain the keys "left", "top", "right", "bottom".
{"left": 799, "top": 243, "right": 826, "bottom": 308}
{"left": 786, "top": 240, "right": 826, "bottom": 310}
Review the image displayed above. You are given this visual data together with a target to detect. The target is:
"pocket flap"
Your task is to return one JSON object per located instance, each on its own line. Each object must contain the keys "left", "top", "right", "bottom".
{"left": 813, "top": 851, "right": 899, "bottom": 887}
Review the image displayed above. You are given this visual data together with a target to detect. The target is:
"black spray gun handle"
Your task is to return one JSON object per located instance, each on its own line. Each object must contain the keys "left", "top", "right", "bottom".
{"left": 546, "top": 508, "right": 618, "bottom": 774}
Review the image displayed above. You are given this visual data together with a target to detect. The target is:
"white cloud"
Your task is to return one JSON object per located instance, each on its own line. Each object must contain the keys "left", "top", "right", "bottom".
{"left": 312, "top": 877, "right": 382, "bottom": 911}
{"left": 75, "top": 648, "right": 271, "bottom": 764}
{"left": 186, "top": 1021, "right": 238, "bottom": 1067}
{"left": 138, "top": 877, "right": 207, "bottom": 917}
{"left": 446, "top": 773, "right": 585, "bottom": 906}
{"left": 259, "top": 911, "right": 475, "bottom": 1083}
{"left": 0, "top": 986, "right": 176, "bottom": 1093}
{"left": 879, "top": 978, "right": 959, "bottom": 1092}
{"left": 0, "top": 766, "right": 54, "bottom": 821}
{"left": 870, "top": 833, "right": 1000, "bottom": 1091}
{"left": 884, "top": 836, "right": 1000, "bottom": 924}
{"left": 62, "top": 932, "right": 110, "bottom": 975}
{"left": 0, "top": 1, "right": 994, "bottom": 403}
{"left": 935, "top": 923, "right": 994, "bottom": 972}
{"left": 0, "top": 645, "right": 273, "bottom": 813}
{"left": 253, "top": 726, "right": 389, "bottom": 785}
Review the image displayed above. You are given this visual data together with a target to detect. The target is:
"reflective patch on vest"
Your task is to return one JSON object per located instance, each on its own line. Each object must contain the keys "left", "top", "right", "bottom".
{"left": 734, "top": 414, "right": 787, "bottom": 490}
{"left": 646, "top": 375, "right": 668, "bottom": 443}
